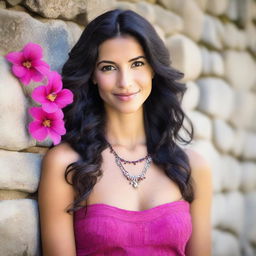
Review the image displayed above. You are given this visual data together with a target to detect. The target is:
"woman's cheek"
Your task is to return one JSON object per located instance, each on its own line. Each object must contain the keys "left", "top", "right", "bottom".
{"left": 97, "top": 73, "right": 116, "bottom": 90}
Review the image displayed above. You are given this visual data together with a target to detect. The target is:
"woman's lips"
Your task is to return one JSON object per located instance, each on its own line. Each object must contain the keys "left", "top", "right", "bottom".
{"left": 114, "top": 91, "right": 140, "bottom": 101}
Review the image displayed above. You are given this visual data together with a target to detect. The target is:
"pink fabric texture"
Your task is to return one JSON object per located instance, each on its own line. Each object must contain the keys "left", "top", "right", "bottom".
{"left": 74, "top": 200, "right": 192, "bottom": 256}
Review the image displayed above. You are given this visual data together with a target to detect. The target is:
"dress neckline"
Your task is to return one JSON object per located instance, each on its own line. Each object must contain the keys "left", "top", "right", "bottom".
{"left": 75, "top": 200, "right": 190, "bottom": 222}
{"left": 79, "top": 199, "right": 188, "bottom": 213}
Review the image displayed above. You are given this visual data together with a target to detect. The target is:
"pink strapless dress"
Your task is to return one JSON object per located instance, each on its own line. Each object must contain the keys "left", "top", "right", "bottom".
{"left": 74, "top": 200, "right": 192, "bottom": 256}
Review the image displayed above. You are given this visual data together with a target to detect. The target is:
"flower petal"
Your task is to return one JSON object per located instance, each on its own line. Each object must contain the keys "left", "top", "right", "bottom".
{"left": 20, "top": 71, "right": 32, "bottom": 85}
{"left": 55, "top": 89, "right": 74, "bottom": 108}
{"left": 5, "top": 52, "right": 24, "bottom": 65}
{"left": 42, "top": 102, "right": 59, "bottom": 113}
{"left": 33, "top": 59, "right": 50, "bottom": 69}
{"left": 34, "top": 64, "right": 51, "bottom": 76}
{"left": 30, "top": 69, "right": 44, "bottom": 82}
{"left": 28, "top": 121, "right": 48, "bottom": 141}
{"left": 23, "top": 42, "right": 43, "bottom": 60}
{"left": 28, "top": 107, "right": 45, "bottom": 120}
{"left": 31, "top": 86, "right": 48, "bottom": 103}
{"left": 46, "top": 71, "right": 62, "bottom": 93}
{"left": 12, "top": 65, "right": 27, "bottom": 78}
{"left": 47, "top": 108, "right": 64, "bottom": 120}
{"left": 48, "top": 129, "right": 61, "bottom": 145}
{"left": 51, "top": 119, "right": 66, "bottom": 135}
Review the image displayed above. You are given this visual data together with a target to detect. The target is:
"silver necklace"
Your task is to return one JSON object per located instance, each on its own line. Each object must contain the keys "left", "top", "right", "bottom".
{"left": 107, "top": 142, "right": 152, "bottom": 188}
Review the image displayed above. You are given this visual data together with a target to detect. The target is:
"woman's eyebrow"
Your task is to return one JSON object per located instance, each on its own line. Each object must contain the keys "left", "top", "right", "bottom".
{"left": 96, "top": 56, "right": 146, "bottom": 67}
{"left": 96, "top": 60, "right": 115, "bottom": 67}
{"left": 128, "top": 56, "right": 146, "bottom": 62}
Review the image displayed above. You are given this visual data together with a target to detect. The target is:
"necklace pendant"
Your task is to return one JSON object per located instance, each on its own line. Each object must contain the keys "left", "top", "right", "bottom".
{"left": 130, "top": 179, "right": 138, "bottom": 188}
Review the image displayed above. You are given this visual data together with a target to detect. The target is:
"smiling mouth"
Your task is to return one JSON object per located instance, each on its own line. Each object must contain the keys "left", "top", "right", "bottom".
{"left": 113, "top": 91, "right": 140, "bottom": 101}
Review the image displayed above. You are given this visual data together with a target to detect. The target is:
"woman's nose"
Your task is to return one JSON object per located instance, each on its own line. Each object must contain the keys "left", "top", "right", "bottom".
{"left": 117, "top": 69, "right": 132, "bottom": 88}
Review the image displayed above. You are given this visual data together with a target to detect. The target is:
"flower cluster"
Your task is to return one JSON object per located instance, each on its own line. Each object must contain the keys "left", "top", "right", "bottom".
{"left": 5, "top": 42, "right": 73, "bottom": 145}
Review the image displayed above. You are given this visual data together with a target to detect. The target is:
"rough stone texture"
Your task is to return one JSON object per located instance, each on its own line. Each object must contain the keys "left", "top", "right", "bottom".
{"left": 158, "top": 0, "right": 204, "bottom": 41}
{"left": 8, "top": 4, "right": 27, "bottom": 12}
{"left": 153, "top": 24, "right": 165, "bottom": 42}
{"left": 6, "top": 0, "right": 23, "bottom": 6}
{"left": 85, "top": 0, "right": 117, "bottom": 22}
{"left": 244, "top": 192, "right": 256, "bottom": 244}
{"left": 197, "top": 78, "right": 234, "bottom": 120}
{"left": 222, "top": 23, "right": 247, "bottom": 50}
{"left": 187, "top": 110, "right": 212, "bottom": 140}
{"left": 213, "top": 119, "right": 235, "bottom": 153}
{"left": 206, "top": 0, "right": 229, "bottom": 16}
{"left": 134, "top": 1, "right": 156, "bottom": 23}
{"left": 221, "top": 155, "right": 242, "bottom": 191}
{"left": 230, "top": 128, "right": 246, "bottom": 157}
{"left": 0, "top": 0, "right": 6, "bottom": 8}
{"left": 201, "top": 14, "right": 224, "bottom": 50}
{"left": 24, "top": 0, "right": 87, "bottom": 19}
{"left": 190, "top": 140, "right": 222, "bottom": 192}
{"left": 115, "top": 1, "right": 136, "bottom": 12}
{"left": 194, "top": 0, "right": 208, "bottom": 11}
{"left": 229, "top": 90, "right": 256, "bottom": 129}
{"left": 220, "top": 192, "right": 244, "bottom": 235}
{"left": 154, "top": 5, "right": 183, "bottom": 36}
{"left": 246, "top": 22, "right": 256, "bottom": 55}
{"left": 225, "top": 0, "right": 239, "bottom": 21}
{"left": 0, "top": 150, "right": 42, "bottom": 193}
{"left": 212, "top": 229, "right": 240, "bottom": 256}
{"left": 240, "top": 162, "right": 256, "bottom": 192}
{"left": 0, "top": 199, "right": 40, "bottom": 256}
{"left": 182, "top": 81, "right": 200, "bottom": 111}
{"left": 200, "top": 47, "right": 225, "bottom": 77}
{"left": 0, "top": 190, "right": 29, "bottom": 200}
{"left": 224, "top": 50, "right": 256, "bottom": 91}
{"left": 212, "top": 193, "right": 226, "bottom": 228}
{"left": 23, "top": 146, "right": 49, "bottom": 154}
{"left": 0, "top": 57, "right": 35, "bottom": 150}
{"left": 210, "top": 51, "right": 225, "bottom": 77}
{"left": 0, "top": 8, "right": 82, "bottom": 76}
{"left": 237, "top": 0, "right": 254, "bottom": 27}
{"left": 212, "top": 192, "right": 244, "bottom": 235}
{"left": 165, "top": 34, "right": 202, "bottom": 82}
{"left": 242, "top": 132, "right": 256, "bottom": 160}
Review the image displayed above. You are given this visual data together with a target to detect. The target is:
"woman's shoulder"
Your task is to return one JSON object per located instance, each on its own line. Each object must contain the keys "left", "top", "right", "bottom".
{"left": 42, "top": 142, "right": 81, "bottom": 171}
{"left": 183, "top": 147, "right": 212, "bottom": 180}
{"left": 184, "top": 148, "right": 210, "bottom": 171}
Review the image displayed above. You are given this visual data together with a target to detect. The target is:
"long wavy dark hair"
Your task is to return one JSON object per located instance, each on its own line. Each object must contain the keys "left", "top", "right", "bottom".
{"left": 60, "top": 9, "right": 194, "bottom": 214}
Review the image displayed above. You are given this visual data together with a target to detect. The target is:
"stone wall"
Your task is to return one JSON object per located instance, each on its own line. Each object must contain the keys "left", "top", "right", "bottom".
{"left": 0, "top": 0, "right": 256, "bottom": 255}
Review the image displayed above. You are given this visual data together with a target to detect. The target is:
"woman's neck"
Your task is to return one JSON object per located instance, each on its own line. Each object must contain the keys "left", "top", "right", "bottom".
{"left": 105, "top": 108, "right": 146, "bottom": 151}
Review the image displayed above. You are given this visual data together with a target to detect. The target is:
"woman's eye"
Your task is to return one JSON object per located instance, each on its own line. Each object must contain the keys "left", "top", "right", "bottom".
{"left": 132, "top": 61, "right": 144, "bottom": 67}
{"left": 101, "top": 65, "right": 116, "bottom": 71}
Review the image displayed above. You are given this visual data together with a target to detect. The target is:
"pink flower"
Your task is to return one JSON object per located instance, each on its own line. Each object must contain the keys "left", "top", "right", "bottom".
{"left": 28, "top": 107, "right": 66, "bottom": 145}
{"left": 5, "top": 42, "right": 50, "bottom": 85}
{"left": 31, "top": 71, "right": 73, "bottom": 113}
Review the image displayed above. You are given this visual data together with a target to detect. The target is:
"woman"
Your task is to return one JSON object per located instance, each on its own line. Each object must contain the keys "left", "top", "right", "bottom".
{"left": 38, "top": 9, "right": 212, "bottom": 256}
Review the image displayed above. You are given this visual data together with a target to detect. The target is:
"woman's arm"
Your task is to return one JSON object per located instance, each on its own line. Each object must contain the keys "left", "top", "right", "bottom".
{"left": 185, "top": 149, "right": 213, "bottom": 256}
{"left": 38, "top": 143, "right": 80, "bottom": 256}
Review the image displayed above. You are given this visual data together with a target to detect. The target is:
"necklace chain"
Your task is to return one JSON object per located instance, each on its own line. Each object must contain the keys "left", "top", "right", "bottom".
{"left": 107, "top": 142, "right": 150, "bottom": 165}
{"left": 106, "top": 141, "right": 152, "bottom": 188}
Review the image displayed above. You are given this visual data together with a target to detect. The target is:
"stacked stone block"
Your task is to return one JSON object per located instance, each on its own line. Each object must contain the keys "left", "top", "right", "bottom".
{"left": 0, "top": 0, "right": 256, "bottom": 255}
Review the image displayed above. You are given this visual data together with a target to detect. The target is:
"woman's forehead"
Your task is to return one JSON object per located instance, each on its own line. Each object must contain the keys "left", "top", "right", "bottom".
{"left": 97, "top": 35, "right": 145, "bottom": 61}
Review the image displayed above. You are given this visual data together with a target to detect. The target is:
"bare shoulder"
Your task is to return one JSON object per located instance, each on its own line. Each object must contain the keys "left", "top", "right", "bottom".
{"left": 43, "top": 142, "right": 81, "bottom": 167}
{"left": 183, "top": 147, "right": 212, "bottom": 199}
{"left": 184, "top": 147, "right": 211, "bottom": 174}
{"left": 39, "top": 142, "right": 80, "bottom": 255}
{"left": 183, "top": 148, "right": 213, "bottom": 255}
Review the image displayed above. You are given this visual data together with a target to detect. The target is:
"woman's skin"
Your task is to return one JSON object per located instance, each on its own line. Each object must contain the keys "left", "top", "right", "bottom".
{"left": 39, "top": 35, "right": 212, "bottom": 256}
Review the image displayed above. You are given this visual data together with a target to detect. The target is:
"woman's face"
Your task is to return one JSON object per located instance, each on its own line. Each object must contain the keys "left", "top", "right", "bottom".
{"left": 93, "top": 35, "right": 154, "bottom": 115}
